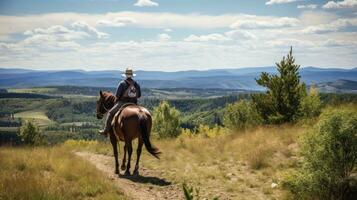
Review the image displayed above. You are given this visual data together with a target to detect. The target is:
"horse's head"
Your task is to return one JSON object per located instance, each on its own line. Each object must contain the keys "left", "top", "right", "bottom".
{"left": 96, "top": 90, "right": 109, "bottom": 119}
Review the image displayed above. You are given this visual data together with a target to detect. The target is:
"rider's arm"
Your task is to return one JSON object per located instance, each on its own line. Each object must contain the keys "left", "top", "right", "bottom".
{"left": 115, "top": 81, "right": 125, "bottom": 99}
{"left": 136, "top": 82, "right": 141, "bottom": 98}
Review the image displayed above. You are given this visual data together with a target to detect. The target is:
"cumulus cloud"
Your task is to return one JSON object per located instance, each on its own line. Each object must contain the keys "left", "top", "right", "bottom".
{"left": 158, "top": 33, "right": 171, "bottom": 41}
{"left": 14, "top": 22, "right": 108, "bottom": 51}
{"left": 230, "top": 16, "right": 300, "bottom": 29}
{"left": 184, "top": 34, "right": 230, "bottom": 42}
{"left": 134, "top": 0, "right": 159, "bottom": 7}
{"left": 225, "top": 30, "right": 256, "bottom": 40}
{"left": 266, "top": 0, "right": 300, "bottom": 5}
{"left": 71, "top": 21, "right": 108, "bottom": 38}
{"left": 97, "top": 17, "right": 135, "bottom": 27}
{"left": 297, "top": 4, "right": 317, "bottom": 9}
{"left": 0, "top": 12, "right": 305, "bottom": 36}
{"left": 302, "top": 18, "right": 357, "bottom": 34}
{"left": 323, "top": 0, "right": 357, "bottom": 9}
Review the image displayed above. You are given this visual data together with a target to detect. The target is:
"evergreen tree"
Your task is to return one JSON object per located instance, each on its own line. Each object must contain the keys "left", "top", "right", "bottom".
{"left": 252, "top": 47, "right": 306, "bottom": 124}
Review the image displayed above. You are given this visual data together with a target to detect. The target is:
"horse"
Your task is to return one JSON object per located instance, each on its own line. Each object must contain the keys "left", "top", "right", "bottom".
{"left": 96, "top": 90, "right": 160, "bottom": 176}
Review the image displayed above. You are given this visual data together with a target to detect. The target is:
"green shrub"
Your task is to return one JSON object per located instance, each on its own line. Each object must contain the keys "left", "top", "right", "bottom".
{"left": 252, "top": 47, "right": 306, "bottom": 124}
{"left": 153, "top": 101, "right": 181, "bottom": 138}
{"left": 223, "top": 100, "right": 261, "bottom": 130}
{"left": 298, "top": 86, "right": 322, "bottom": 120}
{"left": 18, "top": 121, "right": 44, "bottom": 146}
{"left": 283, "top": 110, "right": 357, "bottom": 199}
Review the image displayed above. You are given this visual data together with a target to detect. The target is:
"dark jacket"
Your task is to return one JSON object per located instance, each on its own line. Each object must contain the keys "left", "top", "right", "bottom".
{"left": 115, "top": 78, "right": 141, "bottom": 104}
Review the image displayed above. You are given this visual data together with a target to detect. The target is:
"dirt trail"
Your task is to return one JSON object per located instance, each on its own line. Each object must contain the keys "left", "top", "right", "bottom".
{"left": 75, "top": 152, "right": 183, "bottom": 200}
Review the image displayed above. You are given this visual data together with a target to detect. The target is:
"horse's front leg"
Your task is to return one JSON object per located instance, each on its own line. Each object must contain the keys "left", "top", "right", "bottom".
{"left": 110, "top": 133, "right": 119, "bottom": 175}
{"left": 121, "top": 144, "right": 127, "bottom": 171}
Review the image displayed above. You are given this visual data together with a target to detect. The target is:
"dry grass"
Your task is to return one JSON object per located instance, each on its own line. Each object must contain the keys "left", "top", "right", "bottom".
{"left": 64, "top": 125, "right": 305, "bottom": 199}
{"left": 140, "top": 125, "right": 305, "bottom": 200}
{"left": 0, "top": 146, "right": 127, "bottom": 200}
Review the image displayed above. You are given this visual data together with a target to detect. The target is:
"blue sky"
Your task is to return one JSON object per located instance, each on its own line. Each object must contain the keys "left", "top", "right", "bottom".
{"left": 0, "top": 0, "right": 356, "bottom": 71}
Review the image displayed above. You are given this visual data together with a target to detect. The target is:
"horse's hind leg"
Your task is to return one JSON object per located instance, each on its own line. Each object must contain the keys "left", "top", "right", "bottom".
{"left": 124, "top": 140, "right": 133, "bottom": 176}
{"left": 133, "top": 138, "right": 143, "bottom": 176}
{"left": 121, "top": 144, "right": 127, "bottom": 171}
{"left": 110, "top": 134, "right": 119, "bottom": 175}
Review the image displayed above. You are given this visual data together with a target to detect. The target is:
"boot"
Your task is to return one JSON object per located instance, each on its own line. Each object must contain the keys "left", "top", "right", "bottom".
{"left": 99, "top": 113, "right": 113, "bottom": 137}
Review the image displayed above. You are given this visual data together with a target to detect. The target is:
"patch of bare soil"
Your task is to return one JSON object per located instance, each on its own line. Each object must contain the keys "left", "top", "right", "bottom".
{"left": 75, "top": 151, "right": 183, "bottom": 200}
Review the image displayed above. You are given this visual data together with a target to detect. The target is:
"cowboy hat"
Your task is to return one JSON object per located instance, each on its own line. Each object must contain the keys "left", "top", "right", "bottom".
{"left": 122, "top": 68, "right": 136, "bottom": 77}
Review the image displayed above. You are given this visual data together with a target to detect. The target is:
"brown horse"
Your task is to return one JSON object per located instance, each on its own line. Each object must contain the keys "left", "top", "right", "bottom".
{"left": 96, "top": 90, "right": 160, "bottom": 176}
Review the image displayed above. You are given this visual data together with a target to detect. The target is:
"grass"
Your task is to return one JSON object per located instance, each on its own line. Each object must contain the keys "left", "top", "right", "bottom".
{"left": 141, "top": 125, "right": 303, "bottom": 199}
{"left": 0, "top": 146, "right": 127, "bottom": 200}
{"left": 67, "top": 124, "right": 305, "bottom": 200}
{"left": 14, "top": 110, "right": 53, "bottom": 127}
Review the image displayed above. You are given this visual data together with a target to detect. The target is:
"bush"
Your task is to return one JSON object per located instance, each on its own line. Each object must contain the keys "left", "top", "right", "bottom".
{"left": 223, "top": 100, "right": 261, "bottom": 130}
{"left": 153, "top": 101, "right": 181, "bottom": 138}
{"left": 283, "top": 110, "right": 357, "bottom": 199}
{"left": 18, "top": 121, "right": 44, "bottom": 146}
{"left": 298, "top": 86, "right": 322, "bottom": 120}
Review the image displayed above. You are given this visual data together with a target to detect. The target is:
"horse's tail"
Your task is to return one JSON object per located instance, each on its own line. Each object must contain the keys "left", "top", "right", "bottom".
{"left": 138, "top": 113, "right": 161, "bottom": 159}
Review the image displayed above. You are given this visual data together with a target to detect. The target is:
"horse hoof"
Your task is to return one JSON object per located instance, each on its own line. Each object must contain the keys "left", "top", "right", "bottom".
{"left": 121, "top": 165, "right": 126, "bottom": 171}
{"left": 114, "top": 169, "right": 119, "bottom": 174}
{"left": 124, "top": 171, "right": 130, "bottom": 176}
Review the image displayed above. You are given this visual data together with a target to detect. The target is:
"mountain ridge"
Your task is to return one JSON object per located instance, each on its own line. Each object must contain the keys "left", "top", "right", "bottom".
{"left": 1, "top": 67, "right": 356, "bottom": 91}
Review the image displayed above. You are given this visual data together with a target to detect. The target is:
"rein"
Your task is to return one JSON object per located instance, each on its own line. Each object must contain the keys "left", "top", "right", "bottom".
{"left": 98, "top": 94, "right": 116, "bottom": 117}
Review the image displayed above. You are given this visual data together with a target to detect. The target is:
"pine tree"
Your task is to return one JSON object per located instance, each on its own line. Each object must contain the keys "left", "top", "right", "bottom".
{"left": 252, "top": 47, "right": 306, "bottom": 123}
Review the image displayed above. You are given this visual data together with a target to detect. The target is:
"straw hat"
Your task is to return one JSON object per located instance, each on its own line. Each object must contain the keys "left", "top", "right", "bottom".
{"left": 122, "top": 68, "right": 136, "bottom": 78}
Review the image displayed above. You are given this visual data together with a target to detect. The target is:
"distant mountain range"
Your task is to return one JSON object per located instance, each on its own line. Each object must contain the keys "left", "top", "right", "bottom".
{"left": 0, "top": 67, "right": 356, "bottom": 92}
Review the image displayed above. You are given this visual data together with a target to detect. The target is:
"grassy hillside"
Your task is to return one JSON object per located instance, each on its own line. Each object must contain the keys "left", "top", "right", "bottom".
{"left": 66, "top": 124, "right": 304, "bottom": 200}
{"left": 0, "top": 146, "right": 127, "bottom": 200}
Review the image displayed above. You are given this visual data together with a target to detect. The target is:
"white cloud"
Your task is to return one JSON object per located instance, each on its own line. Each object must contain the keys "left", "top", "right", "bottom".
{"left": 1, "top": 11, "right": 357, "bottom": 70}
{"left": 323, "top": 0, "right": 357, "bottom": 9}
{"left": 0, "top": 12, "right": 305, "bottom": 36}
{"left": 184, "top": 34, "right": 230, "bottom": 42}
{"left": 71, "top": 21, "right": 108, "bottom": 38}
{"left": 266, "top": 0, "right": 300, "bottom": 5}
{"left": 163, "top": 28, "right": 173, "bottom": 32}
{"left": 97, "top": 17, "right": 135, "bottom": 27}
{"left": 302, "top": 18, "right": 357, "bottom": 34}
{"left": 299, "top": 11, "right": 338, "bottom": 26}
{"left": 230, "top": 16, "right": 300, "bottom": 29}
{"left": 322, "top": 38, "right": 357, "bottom": 46}
{"left": 134, "top": 0, "right": 159, "bottom": 7}
{"left": 2, "top": 33, "right": 357, "bottom": 70}
{"left": 225, "top": 30, "right": 256, "bottom": 40}
{"left": 158, "top": 33, "right": 171, "bottom": 41}
{"left": 297, "top": 4, "right": 317, "bottom": 9}
{"left": 13, "top": 22, "right": 108, "bottom": 51}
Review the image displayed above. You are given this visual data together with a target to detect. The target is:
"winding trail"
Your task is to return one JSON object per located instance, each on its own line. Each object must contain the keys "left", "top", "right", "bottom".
{"left": 75, "top": 151, "right": 183, "bottom": 200}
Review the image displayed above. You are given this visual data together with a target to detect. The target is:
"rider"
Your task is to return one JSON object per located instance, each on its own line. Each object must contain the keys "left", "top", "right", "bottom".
{"left": 99, "top": 68, "right": 141, "bottom": 136}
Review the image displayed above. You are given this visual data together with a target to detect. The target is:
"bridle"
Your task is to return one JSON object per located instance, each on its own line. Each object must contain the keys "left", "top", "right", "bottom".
{"left": 97, "top": 98, "right": 110, "bottom": 118}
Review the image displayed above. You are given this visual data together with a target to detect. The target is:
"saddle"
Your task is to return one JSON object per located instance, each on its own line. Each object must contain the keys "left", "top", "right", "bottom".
{"left": 111, "top": 103, "right": 136, "bottom": 141}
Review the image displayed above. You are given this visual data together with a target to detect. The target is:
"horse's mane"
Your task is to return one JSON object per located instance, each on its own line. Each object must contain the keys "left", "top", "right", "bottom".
{"left": 102, "top": 91, "right": 117, "bottom": 104}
